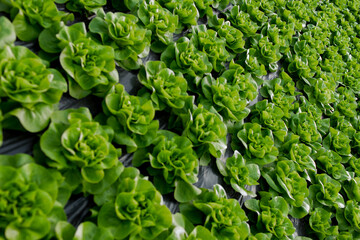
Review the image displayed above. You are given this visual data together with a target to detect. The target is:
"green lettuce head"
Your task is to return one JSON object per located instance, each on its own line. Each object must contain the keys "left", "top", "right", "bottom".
{"left": 97, "top": 167, "right": 173, "bottom": 240}
{"left": 309, "top": 207, "right": 339, "bottom": 239}
{"left": 133, "top": 130, "right": 199, "bottom": 199}
{"left": 161, "top": 36, "right": 212, "bottom": 82}
{"left": 40, "top": 107, "right": 123, "bottom": 195}
{"left": 216, "top": 150, "right": 260, "bottom": 197}
{"left": 102, "top": 84, "right": 159, "bottom": 153}
{"left": 0, "top": 45, "right": 67, "bottom": 136}
{"left": 181, "top": 104, "right": 227, "bottom": 164}
{"left": 137, "top": 61, "right": 193, "bottom": 112}
{"left": 0, "top": 154, "right": 68, "bottom": 240}
{"left": 235, "top": 122, "right": 279, "bottom": 166}
{"left": 89, "top": 9, "right": 151, "bottom": 71}
{"left": 180, "top": 185, "right": 250, "bottom": 240}
{"left": 60, "top": 35, "right": 118, "bottom": 99}
{"left": 137, "top": 0, "right": 178, "bottom": 52}
{"left": 55, "top": 0, "right": 106, "bottom": 13}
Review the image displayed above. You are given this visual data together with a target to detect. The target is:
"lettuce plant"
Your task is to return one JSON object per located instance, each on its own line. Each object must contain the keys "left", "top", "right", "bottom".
{"left": 227, "top": 5, "right": 259, "bottom": 37}
{"left": 287, "top": 143, "right": 317, "bottom": 180}
{"left": 133, "top": 130, "right": 200, "bottom": 201}
{"left": 180, "top": 185, "right": 250, "bottom": 240}
{"left": 335, "top": 200, "right": 360, "bottom": 238}
{"left": 236, "top": 48, "right": 267, "bottom": 76}
{"left": 251, "top": 35, "right": 282, "bottom": 72}
{"left": 162, "top": 0, "right": 199, "bottom": 30}
{"left": 250, "top": 100, "right": 287, "bottom": 142}
{"left": 198, "top": 75, "right": 250, "bottom": 122}
{"left": 101, "top": 84, "right": 159, "bottom": 153}
{"left": 190, "top": 25, "right": 231, "bottom": 72}
{"left": 314, "top": 147, "right": 351, "bottom": 181}
{"left": 309, "top": 207, "right": 339, "bottom": 239}
{"left": 234, "top": 122, "right": 279, "bottom": 166}
{"left": 193, "top": 0, "right": 213, "bottom": 17}
{"left": 289, "top": 112, "right": 322, "bottom": 147}
{"left": 40, "top": 107, "right": 123, "bottom": 195}
{"left": 308, "top": 173, "right": 345, "bottom": 209}
{"left": 0, "top": 154, "right": 69, "bottom": 240}
{"left": 208, "top": 16, "right": 245, "bottom": 54}
{"left": 137, "top": 0, "right": 178, "bottom": 52}
{"left": 89, "top": 9, "right": 151, "bottom": 71}
{"left": 55, "top": 0, "right": 106, "bottom": 13}
{"left": 60, "top": 26, "right": 118, "bottom": 99}
{"left": 0, "top": 44, "right": 67, "bottom": 136}
{"left": 96, "top": 167, "right": 173, "bottom": 240}
{"left": 137, "top": 61, "right": 192, "bottom": 112}
{"left": 3, "top": 0, "right": 72, "bottom": 41}
{"left": 245, "top": 193, "right": 296, "bottom": 238}
{"left": 219, "top": 68, "right": 259, "bottom": 102}
{"left": 323, "top": 127, "right": 352, "bottom": 157}
{"left": 260, "top": 73, "right": 298, "bottom": 118}
{"left": 262, "top": 160, "right": 309, "bottom": 218}
{"left": 57, "top": 221, "right": 112, "bottom": 240}
{"left": 161, "top": 36, "right": 212, "bottom": 82}
{"left": 180, "top": 104, "right": 227, "bottom": 164}
{"left": 216, "top": 150, "right": 260, "bottom": 197}
{"left": 166, "top": 213, "right": 216, "bottom": 240}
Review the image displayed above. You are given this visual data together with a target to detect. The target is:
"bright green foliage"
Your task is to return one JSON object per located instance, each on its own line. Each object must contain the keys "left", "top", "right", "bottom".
{"left": 308, "top": 174, "right": 345, "bottom": 209}
{"left": 190, "top": 25, "right": 231, "bottom": 72}
{"left": 245, "top": 193, "right": 296, "bottom": 238}
{"left": 309, "top": 207, "right": 338, "bottom": 239}
{"left": 133, "top": 130, "right": 199, "bottom": 198}
{"left": 262, "top": 160, "right": 309, "bottom": 218}
{"left": 162, "top": 0, "right": 199, "bottom": 30}
{"left": 101, "top": 84, "right": 159, "bottom": 153}
{"left": 4, "top": 0, "right": 72, "bottom": 41}
{"left": 137, "top": 0, "right": 178, "bottom": 52}
{"left": 0, "top": 45, "right": 67, "bottom": 136}
{"left": 217, "top": 150, "right": 260, "bottom": 197}
{"left": 234, "top": 122, "right": 279, "bottom": 166}
{"left": 323, "top": 127, "right": 352, "bottom": 157}
{"left": 89, "top": 9, "right": 151, "bottom": 71}
{"left": 161, "top": 36, "right": 212, "bottom": 82}
{"left": 60, "top": 25, "right": 118, "bottom": 99}
{"left": 0, "top": 154, "right": 67, "bottom": 240}
{"left": 251, "top": 100, "right": 287, "bottom": 142}
{"left": 198, "top": 75, "right": 250, "bottom": 122}
{"left": 180, "top": 185, "right": 250, "bottom": 240}
{"left": 40, "top": 107, "right": 123, "bottom": 195}
{"left": 55, "top": 0, "right": 106, "bottom": 13}
{"left": 96, "top": 167, "right": 173, "bottom": 240}
{"left": 227, "top": 5, "right": 259, "bottom": 37}
{"left": 179, "top": 104, "right": 227, "bottom": 164}
{"left": 137, "top": 61, "right": 192, "bottom": 112}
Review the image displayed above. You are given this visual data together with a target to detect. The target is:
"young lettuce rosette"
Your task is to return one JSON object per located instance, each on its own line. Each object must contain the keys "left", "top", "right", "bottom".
{"left": 137, "top": 0, "right": 179, "bottom": 53}
{"left": 335, "top": 200, "right": 360, "bottom": 238}
{"left": 308, "top": 173, "right": 345, "bottom": 209}
{"left": 261, "top": 160, "right": 310, "bottom": 218}
{"left": 178, "top": 104, "right": 227, "bottom": 165}
{"left": 89, "top": 9, "right": 151, "bottom": 71}
{"left": 190, "top": 25, "right": 231, "bottom": 72}
{"left": 227, "top": 5, "right": 259, "bottom": 37}
{"left": 216, "top": 150, "right": 260, "bottom": 197}
{"left": 55, "top": 0, "right": 106, "bottom": 14}
{"left": 133, "top": 130, "right": 200, "bottom": 202}
{"left": 180, "top": 184, "right": 250, "bottom": 240}
{"left": 162, "top": 0, "right": 199, "bottom": 31}
{"left": 234, "top": 122, "right": 279, "bottom": 166}
{"left": 198, "top": 75, "right": 250, "bottom": 123}
{"left": 245, "top": 192, "right": 296, "bottom": 239}
{"left": 0, "top": 44, "right": 67, "bottom": 137}
{"left": 60, "top": 30, "right": 118, "bottom": 99}
{"left": 101, "top": 84, "right": 159, "bottom": 153}
{"left": 0, "top": 154, "right": 71, "bottom": 240}
{"left": 40, "top": 107, "right": 123, "bottom": 195}
{"left": 2, "top": 0, "right": 73, "bottom": 42}
{"left": 95, "top": 167, "right": 173, "bottom": 240}
{"left": 137, "top": 61, "right": 193, "bottom": 113}
{"left": 323, "top": 127, "right": 352, "bottom": 158}
{"left": 309, "top": 207, "right": 339, "bottom": 239}
{"left": 161, "top": 36, "right": 212, "bottom": 83}
{"left": 250, "top": 100, "right": 287, "bottom": 142}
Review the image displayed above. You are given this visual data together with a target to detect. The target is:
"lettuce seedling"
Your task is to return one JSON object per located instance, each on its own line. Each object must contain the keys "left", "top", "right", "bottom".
{"left": 40, "top": 107, "right": 123, "bottom": 195}
{"left": 89, "top": 9, "right": 151, "bottom": 71}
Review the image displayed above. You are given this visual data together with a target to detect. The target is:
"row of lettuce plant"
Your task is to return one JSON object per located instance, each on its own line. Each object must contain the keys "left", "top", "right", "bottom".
{"left": 1, "top": 0, "right": 360, "bottom": 239}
